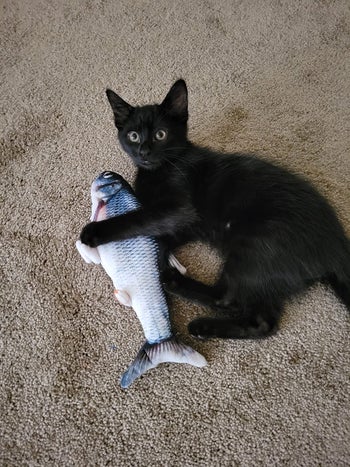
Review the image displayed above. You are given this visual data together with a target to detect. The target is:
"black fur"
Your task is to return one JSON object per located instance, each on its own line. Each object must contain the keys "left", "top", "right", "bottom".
{"left": 80, "top": 80, "right": 350, "bottom": 339}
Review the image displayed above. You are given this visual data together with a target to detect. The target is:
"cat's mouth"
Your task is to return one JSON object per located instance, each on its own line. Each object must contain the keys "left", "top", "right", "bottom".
{"left": 137, "top": 160, "right": 158, "bottom": 170}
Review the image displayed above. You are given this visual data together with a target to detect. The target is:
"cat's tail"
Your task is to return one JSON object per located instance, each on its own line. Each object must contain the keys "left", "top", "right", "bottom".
{"left": 327, "top": 271, "right": 350, "bottom": 311}
{"left": 327, "top": 241, "right": 350, "bottom": 311}
{"left": 120, "top": 337, "right": 207, "bottom": 389}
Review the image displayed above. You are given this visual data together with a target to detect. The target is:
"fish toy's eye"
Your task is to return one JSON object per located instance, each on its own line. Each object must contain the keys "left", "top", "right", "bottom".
{"left": 127, "top": 131, "right": 140, "bottom": 143}
{"left": 155, "top": 129, "right": 167, "bottom": 141}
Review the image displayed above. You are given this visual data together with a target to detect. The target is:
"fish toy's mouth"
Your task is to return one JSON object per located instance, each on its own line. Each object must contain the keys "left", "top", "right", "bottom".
{"left": 90, "top": 172, "right": 123, "bottom": 222}
{"left": 93, "top": 199, "right": 106, "bottom": 221}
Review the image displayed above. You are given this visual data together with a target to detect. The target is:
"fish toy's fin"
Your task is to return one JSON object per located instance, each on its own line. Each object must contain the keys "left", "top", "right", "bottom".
{"left": 114, "top": 289, "right": 132, "bottom": 307}
{"left": 120, "top": 337, "right": 207, "bottom": 389}
{"left": 76, "top": 240, "right": 101, "bottom": 264}
{"left": 168, "top": 254, "right": 187, "bottom": 275}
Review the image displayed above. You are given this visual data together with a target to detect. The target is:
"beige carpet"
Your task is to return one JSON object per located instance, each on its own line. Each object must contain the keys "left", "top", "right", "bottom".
{"left": 1, "top": 0, "right": 350, "bottom": 465}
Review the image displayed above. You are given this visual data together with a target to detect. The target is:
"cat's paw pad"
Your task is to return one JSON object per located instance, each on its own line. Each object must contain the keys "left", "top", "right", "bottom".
{"left": 188, "top": 318, "right": 214, "bottom": 340}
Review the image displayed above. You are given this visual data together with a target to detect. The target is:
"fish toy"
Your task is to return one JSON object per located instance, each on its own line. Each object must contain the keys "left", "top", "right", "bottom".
{"left": 76, "top": 171, "right": 207, "bottom": 388}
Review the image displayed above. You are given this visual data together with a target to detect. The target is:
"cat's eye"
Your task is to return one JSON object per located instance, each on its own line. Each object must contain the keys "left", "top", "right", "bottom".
{"left": 155, "top": 129, "right": 167, "bottom": 141}
{"left": 127, "top": 131, "right": 140, "bottom": 143}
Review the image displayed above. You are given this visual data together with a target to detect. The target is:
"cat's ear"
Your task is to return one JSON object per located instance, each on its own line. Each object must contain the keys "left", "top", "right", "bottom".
{"left": 106, "top": 89, "right": 133, "bottom": 130}
{"left": 161, "top": 79, "right": 188, "bottom": 122}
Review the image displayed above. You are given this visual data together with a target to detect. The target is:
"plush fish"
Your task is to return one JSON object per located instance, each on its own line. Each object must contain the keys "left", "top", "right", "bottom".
{"left": 76, "top": 171, "right": 207, "bottom": 388}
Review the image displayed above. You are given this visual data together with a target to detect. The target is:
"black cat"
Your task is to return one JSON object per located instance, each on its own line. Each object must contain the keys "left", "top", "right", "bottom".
{"left": 80, "top": 79, "right": 350, "bottom": 339}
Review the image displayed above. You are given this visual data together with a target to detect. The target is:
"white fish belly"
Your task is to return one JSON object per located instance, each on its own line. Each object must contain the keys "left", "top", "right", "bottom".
{"left": 98, "top": 236, "right": 172, "bottom": 343}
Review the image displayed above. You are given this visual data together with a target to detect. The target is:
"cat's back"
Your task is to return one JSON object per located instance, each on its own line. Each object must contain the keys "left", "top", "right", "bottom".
{"left": 194, "top": 147, "right": 304, "bottom": 191}
{"left": 192, "top": 147, "right": 322, "bottom": 207}
{"left": 190, "top": 147, "right": 344, "bottom": 240}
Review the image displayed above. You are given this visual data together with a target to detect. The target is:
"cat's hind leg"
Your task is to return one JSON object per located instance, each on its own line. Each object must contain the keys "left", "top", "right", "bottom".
{"left": 162, "top": 268, "right": 227, "bottom": 310}
{"left": 188, "top": 301, "right": 282, "bottom": 339}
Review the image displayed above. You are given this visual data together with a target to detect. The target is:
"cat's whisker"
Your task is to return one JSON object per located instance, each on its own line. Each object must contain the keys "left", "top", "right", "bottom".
{"left": 163, "top": 155, "right": 196, "bottom": 172}
{"left": 162, "top": 147, "right": 189, "bottom": 152}
{"left": 163, "top": 156, "right": 189, "bottom": 182}
{"left": 161, "top": 148, "right": 196, "bottom": 167}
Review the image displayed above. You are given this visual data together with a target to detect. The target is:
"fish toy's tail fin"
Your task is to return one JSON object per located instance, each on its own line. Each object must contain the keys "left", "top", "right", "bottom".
{"left": 120, "top": 337, "right": 207, "bottom": 389}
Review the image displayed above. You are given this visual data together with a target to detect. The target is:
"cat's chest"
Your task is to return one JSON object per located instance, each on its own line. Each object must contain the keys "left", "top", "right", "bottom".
{"left": 134, "top": 170, "right": 186, "bottom": 206}
{"left": 134, "top": 172, "right": 159, "bottom": 200}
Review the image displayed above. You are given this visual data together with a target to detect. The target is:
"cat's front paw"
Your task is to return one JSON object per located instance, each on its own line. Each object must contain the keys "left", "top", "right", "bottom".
{"left": 80, "top": 222, "right": 102, "bottom": 247}
{"left": 188, "top": 318, "right": 214, "bottom": 340}
{"left": 162, "top": 268, "right": 183, "bottom": 294}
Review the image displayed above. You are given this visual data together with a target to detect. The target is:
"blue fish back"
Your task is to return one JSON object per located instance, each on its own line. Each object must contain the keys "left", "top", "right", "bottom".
{"left": 106, "top": 188, "right": 141, "bottom": 217}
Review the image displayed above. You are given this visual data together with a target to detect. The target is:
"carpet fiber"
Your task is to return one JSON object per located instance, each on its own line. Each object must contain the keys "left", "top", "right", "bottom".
{"left": 1, "top": 1, "right": 349, "bottom": 465}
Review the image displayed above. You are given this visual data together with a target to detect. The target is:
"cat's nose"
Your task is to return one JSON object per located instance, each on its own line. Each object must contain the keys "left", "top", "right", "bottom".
{"left": 139, "top": 145, "right": 151, "bottom": 159}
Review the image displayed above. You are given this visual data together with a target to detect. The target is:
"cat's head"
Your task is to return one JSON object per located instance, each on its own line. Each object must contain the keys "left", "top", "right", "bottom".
{"left": 106, "top": 80, "right": 188, "bottom": 170}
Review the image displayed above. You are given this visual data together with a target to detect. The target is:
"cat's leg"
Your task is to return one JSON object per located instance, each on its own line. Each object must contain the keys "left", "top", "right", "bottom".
{"left": 188, "top": 300, "right": 282, "bottom": 339}
{"left": 158, "top": 234, "right": 225, "bottom": 306}
{"left": 186, "top": 252, "right": 284, "bottom": 339}
{"left": 163, "top": 267, "right": 227, "bottom": 310}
